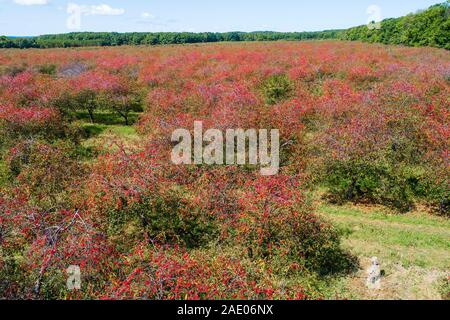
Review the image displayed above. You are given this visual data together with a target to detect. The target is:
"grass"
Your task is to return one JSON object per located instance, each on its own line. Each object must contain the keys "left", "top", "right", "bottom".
{"left": 318, "top": 203, "right": 450, "bottom": 300}
{"left": 75, "top": 111, "right": 142, "bottom": 155}
{"left": 81, "top": 123, "right": 141, "bottom": 155}
{"left": 0, "top": 158, "right": 7, "bottom": 187}
{"left": 83, "top": 123, "right": 139, "bottom": 139}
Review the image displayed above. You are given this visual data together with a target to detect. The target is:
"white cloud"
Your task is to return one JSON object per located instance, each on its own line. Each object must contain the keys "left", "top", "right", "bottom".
{"left": 66, "top": 3, "right": 125, "bottom": 30}
{"left": 67, "top": 3, "right": 125, "bottom": 16}
{"left": 141, "top": 12, "right": 155, "bottom": 19}
{"left": 83, "top": 4, "right": 125, "bottom": 16}
{"left": 14, "top": 0, "right": 48, "bottom": 5}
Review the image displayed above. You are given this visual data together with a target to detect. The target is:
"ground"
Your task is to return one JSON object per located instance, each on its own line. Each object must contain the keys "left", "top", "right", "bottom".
{"left": 318, "top": 203, "right": 450, "bottom": 300}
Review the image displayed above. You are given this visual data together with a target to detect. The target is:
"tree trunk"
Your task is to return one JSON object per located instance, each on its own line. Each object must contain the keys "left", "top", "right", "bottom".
{"left": 87, "top": 108, "right": 95, "bottom": 123}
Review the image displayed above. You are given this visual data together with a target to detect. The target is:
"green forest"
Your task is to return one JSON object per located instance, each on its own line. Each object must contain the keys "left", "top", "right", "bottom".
{"left": 0, "top": 30, "right": 341, "bottom": 49}
{"left": 341, "top": 2, "right": 449, "bottom": 49}
{"left": 0, "top": 2, "right": 448, "bottom": 49}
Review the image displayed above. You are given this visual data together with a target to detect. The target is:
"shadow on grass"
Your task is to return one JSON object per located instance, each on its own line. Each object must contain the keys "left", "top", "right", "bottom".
{"left": 83, "top": 123, "right": 108, "bottom": 137}
{"left": 75, "top": 111, "right": 141, "bottom": 126}
{"left": 75, "top": 111, "right": 141, "bottom": 140}
{"left": 313, "top": 247, "right": 360, "bottom": 277}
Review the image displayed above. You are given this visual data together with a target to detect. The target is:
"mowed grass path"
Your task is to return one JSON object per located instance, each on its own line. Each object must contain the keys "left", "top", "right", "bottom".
{"left": 77, "top": 111, "right": 142, "bottom": 154}
{"left": 318, "top": 204, "right": 450, "bottom": 300}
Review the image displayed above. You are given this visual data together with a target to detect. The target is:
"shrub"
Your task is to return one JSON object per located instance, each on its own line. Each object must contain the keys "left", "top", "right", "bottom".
{"left": 37, "top": 64, "right": 57, "bottom": 75}
{"left": 2, "top": 64, "right": 27, "bottom": 77}
{"left": 237, "top": 175, "right": 356, "bottom": 274}
{"left": 5, "top": 140, "right": 86, "bottom": 210}
{"left": 99, "top": 91, "right": 144, "bottom": 125}
{"left": 261, "top": 74, "right": 294, "bottom": 105}
{"left": 324, "top": 160, "right": 418, "bottom": 212}
{"left": 107, "top": 190, "right": 218, "bottom": 249}
{"left": 103, "top": 244, "right": 310, "bottom": 300}
{"left": 0, "top": 104, "right": 69, "bottom": 142}
{"left": 88, "top": 145, "right": 218, "bottom": 248}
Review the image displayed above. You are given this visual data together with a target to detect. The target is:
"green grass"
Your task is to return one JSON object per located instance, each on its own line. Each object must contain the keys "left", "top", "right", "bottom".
{"left": 318, "top": 203, "right": 450, "bottom": 299}
{"left": 0, "top": 158, "right": 7, "bottom": 186}
{"left": 320, "top": 204, "right": 449, "bottom": 229}
{"left": 74, "top": 110, "right": 142, "bottom": 154}
{"left": 79, "top": 122, "right": 140, "bottom": 156}
{"left": 82, "top": 123, "right": 139, "bottom": 139}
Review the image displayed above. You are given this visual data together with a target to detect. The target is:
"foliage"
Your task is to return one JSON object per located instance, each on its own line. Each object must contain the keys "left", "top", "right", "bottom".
{"left": 0, "top": 30, "right": 341, "bottom": 49}
{"left": 261, "top": 74, "right": 294, "bottom": 105}
{"left": 341, "top": 2, "right": 450, "bottom": 49}
{"left": 237, "top": 175, "right": 356, "bottom": 274}
{"left": 37, "top": 64, "right": 57, "bottom": 75}
{"left": 0, "top": 40, "right": 448, "bottom": 300}
{"left": 5, "top": 140, "right": 86, "bottom": 210}
{"left": 103, "top": 244, "right": 309, "bottom": 300}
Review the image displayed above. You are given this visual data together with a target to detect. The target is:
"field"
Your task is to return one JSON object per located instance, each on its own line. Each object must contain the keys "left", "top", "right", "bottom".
{"left": 0, "top": 41, "right": 448, "bottom": 300}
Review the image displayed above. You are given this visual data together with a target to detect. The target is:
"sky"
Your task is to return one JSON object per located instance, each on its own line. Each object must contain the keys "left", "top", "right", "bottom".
{"left": 0, "top": 0, "right": 442, "bottom": 36}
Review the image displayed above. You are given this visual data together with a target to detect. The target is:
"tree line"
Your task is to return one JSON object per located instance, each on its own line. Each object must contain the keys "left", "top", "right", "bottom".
{"left": 341, "top": 2, "right": 449, "bottom": 49}
{"left": 0, "top": 30, "right": 341, "bottom": 49}
{"left": 0, "top": 2, "right": 448, "bottom": 49}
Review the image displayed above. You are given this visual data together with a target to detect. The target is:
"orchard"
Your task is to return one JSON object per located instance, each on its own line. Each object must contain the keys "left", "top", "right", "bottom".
{"left": 0, "top": 41, "right": 448, "bottom": 299}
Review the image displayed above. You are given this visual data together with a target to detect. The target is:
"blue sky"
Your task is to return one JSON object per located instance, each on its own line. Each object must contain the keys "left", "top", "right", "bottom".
{"left": 0, "top": 0, "right": 442, "bottom": 36}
